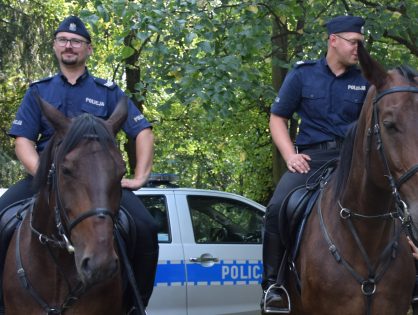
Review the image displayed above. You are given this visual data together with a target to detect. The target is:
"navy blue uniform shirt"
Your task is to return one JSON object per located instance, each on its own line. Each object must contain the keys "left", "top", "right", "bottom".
{"left": 271, "top": 58, "right": 369, "bottom": 146}
{"left": 9, "top": 69, "right": 151, "bottom": 152}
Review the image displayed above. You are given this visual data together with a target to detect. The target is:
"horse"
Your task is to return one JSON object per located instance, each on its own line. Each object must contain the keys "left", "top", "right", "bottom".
{"left": 3, "top": 97, "right": 130, "bottom": 315}
{"left": 287, "top": 44, "right": 418, "bottom": 315}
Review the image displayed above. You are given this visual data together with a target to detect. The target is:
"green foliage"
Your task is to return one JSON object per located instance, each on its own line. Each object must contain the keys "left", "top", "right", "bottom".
{"left": 0, "top": 0, "right": 416, "bottom": 205}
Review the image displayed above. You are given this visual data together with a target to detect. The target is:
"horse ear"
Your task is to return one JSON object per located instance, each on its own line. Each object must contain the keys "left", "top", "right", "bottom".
{"left": 106, "top": 97, "right": 128, "bottom": 135}
{"left": 357, "top": 42, "right": 388, "bottom": 89}
{"left": 33, "top": 93, "right": 70, "bottom": 134}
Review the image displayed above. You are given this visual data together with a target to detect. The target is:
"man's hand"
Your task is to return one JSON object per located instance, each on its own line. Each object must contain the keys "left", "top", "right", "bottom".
{"left": 286, "top": 153, "right": 311, "bottom": 174}
{"left": 121, "top": 177, "right": 148, "bottom": 191}
{"left": 407, "top": 236, "right": 418, "bottom": 260}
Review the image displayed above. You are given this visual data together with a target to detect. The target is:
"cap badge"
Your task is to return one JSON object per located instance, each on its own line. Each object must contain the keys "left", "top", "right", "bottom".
{"left": 69, "top": 23, "right": 77, "bottom": 32}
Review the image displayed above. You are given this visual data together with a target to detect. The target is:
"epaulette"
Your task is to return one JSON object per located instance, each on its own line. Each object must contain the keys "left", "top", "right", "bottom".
{"left": 293, "top": 60, "right": 316, "bottom": 68}
{"left": 29, "top": 76, "right": 54, "bottom": 87}
{"left": 93, "top": 77, "right": 116, "bottom": 90}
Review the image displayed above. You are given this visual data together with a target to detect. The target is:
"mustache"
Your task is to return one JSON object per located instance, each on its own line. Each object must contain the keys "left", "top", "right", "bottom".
{"left": 63, "top": 48, "right": 76, "bottom": 53}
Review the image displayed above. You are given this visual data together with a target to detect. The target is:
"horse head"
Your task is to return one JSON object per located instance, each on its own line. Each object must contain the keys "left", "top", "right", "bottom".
{"left": 34, "top": 95, "right": 128, "bottom": 288}
{"left": 357, "top": 43, "right": 418, "bottom": 240}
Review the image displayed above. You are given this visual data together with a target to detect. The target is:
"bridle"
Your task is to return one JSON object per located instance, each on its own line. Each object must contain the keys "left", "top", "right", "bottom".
{"left": 368, "top": 85, "right": 418, "bottom": 226}
{"left": 31, "top": 136, "right": 116, "bottom": 253}
{"left": 51, "top": 160, "right": 116, "bottom": 254}
{"left": 318, "top": 84, "right": 418, "bottom": 315}
{"left": 18, "top": 135, "right": 118, "bottom": 315}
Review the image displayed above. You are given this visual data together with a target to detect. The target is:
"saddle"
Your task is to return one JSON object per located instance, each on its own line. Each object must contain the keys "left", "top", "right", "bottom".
{"left": 0, "top": 198, "right": 32, "bottom": 258}
{"left": 278, "top": 159, "right": 338, "bottom": 257}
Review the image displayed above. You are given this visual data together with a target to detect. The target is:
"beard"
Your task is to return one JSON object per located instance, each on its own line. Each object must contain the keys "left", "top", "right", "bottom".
{"left": 62, "top": 58, "right": 77, "bottom": 65}
{"left": 59, "top": 48, "right": 83, "bottom": 66}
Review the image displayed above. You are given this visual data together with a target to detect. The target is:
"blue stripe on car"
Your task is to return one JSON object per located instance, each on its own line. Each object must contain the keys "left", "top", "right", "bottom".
{"left": 154, "top": 260, "right": 262, "bottom": 286}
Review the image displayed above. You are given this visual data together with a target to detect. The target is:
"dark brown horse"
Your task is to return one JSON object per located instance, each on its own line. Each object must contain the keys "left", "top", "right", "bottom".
{"left": 3, "top": 97, "right": 129, "bottom": 314}
{"left": 288, "top": 45, "right": 418, "bottom": 314}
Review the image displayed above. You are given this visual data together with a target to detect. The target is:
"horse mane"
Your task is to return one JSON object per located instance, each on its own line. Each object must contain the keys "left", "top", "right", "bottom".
{"left": 329, "top": 122, "right": 358, "bottom": 201}
{"left": 33, "top": 113, "right": 116, "bottom": 192}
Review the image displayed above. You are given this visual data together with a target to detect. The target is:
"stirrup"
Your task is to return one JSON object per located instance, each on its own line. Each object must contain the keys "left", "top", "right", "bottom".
{"left": 263, "top": 283, "right": 291, "bottom": 314}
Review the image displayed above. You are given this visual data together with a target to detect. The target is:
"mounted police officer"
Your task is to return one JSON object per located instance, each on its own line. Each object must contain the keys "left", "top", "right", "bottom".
{"left": 261, "top": 15, "right": 369, "bottom": 313}
{"left": 0, "top": 16, "right": 158, "bottom": 314}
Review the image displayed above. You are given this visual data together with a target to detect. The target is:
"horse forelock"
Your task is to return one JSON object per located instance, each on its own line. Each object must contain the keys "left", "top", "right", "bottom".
{"left": 56, "top": 114, "right": 116, "bottom": 162}
{"left": 33, "top": 114, "right": 117, "bottom": 192}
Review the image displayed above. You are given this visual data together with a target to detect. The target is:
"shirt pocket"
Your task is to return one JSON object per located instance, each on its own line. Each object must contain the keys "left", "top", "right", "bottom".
{"left": 80, "top": 101, "right": 109, "bottom": 119}
{"left": 301, "top": 86, "right": 327, "bottom": 119}
{"left": 340, "top": 91, "right": 364, "bottom": 122}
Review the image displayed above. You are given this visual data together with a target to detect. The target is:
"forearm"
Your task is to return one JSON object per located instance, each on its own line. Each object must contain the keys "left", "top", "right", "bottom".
{"left": 134, "top": 128, "right": 154, "bottom": 184}
{"left": 269, "top": 114, "right": 295, "bottom": 163}
{"left": 15, "top": 137, "right": 39, "bottom": 176}
{"left": 270, "top": 114, "right": 311, "bottom": 173}
{"left": 121, "top": 128, "right": 154, "bottom": 190}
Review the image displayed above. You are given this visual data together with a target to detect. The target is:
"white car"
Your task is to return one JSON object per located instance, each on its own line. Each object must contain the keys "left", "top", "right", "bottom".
{"left": 0, "top": 175, "right": 265, "bottom": 315}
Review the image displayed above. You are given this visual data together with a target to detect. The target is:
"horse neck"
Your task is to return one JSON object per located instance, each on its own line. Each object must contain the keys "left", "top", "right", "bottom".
{"left": 341, "top": 170, "right": 393, "bottom": 216}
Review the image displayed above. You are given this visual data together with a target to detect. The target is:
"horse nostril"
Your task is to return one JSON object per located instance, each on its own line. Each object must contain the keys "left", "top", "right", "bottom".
{"left": 81, "top": 257, "right": 92, "bottom": 278}
{"left": 79, "top": 254, "right": 119, "bottom": 286}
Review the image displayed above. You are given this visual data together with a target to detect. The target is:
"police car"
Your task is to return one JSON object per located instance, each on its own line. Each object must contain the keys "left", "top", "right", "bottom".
{"left": 140, "top": 174, "right": 264, "bottom": 315}
{"left": 0, "top": 174, "right": 265, "bottom": 315}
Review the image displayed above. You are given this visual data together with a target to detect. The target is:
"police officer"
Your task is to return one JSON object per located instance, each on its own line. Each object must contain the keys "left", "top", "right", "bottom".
{"left": 261, "top": 15, "right": 369, "bottom": 313}
{"left": 0, "top": 16, "right": 158, "bottom": 313}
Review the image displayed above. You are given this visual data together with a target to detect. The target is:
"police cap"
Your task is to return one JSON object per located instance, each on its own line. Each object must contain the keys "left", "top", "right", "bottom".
{"left": 54, "top": 16, "right": 91, "bottom": 42}
{"left": 325, "top": 15, "right": 365, "bottom": 35}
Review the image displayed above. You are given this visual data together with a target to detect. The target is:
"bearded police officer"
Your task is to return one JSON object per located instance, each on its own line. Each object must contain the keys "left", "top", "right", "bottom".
{"left": 0, "top": 16, "right": 158, "bottom": 314}
{"left": 261, "top": 15, "right": 369, "bottom": 313}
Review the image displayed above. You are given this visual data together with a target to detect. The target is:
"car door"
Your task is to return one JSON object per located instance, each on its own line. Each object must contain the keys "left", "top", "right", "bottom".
{"left": 175, "top": 190, "right": 264, "bottom": 315}
{"left": 138, "top": 190, "right": 188, "bottom": 315}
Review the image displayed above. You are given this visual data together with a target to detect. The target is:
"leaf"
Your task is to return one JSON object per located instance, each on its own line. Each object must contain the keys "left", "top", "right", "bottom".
{"left": 247, "top": 5, "right": 258, "bottom": 14}
{"left": 121, "top": 46, "right": 135, "bottom": 59}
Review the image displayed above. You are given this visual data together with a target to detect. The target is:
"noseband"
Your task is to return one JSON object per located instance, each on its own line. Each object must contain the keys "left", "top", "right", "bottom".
{"left": 369, "top": 85, "right": 418, "bottom": 225}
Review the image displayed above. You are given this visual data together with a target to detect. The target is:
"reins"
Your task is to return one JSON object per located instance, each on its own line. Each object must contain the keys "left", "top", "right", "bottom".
{"left": 16, "top": 201, "right": 85, "bottom": 315}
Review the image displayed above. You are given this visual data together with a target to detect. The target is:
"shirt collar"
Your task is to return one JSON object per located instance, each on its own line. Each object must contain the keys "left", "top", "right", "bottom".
{"left": 322, "top": 57, "right": 357, "bottom": 76}
{"left": 59, "top": 67, "right": 90, "bottom": 84}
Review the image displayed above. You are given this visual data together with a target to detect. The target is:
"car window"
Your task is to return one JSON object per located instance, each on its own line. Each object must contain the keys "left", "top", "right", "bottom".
{"left": 187, "top": 195, "right": 263, "bottom": 244}
{"left": 138, "top": 195, "right": 171, "bottom": 243}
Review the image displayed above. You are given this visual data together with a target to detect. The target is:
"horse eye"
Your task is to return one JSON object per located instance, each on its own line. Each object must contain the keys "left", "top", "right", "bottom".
{"left": 382, "top": 120, "right": 397, "bottom": 131}
{"left": 61, "top": 165, "right": 73, "bottom": 176}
